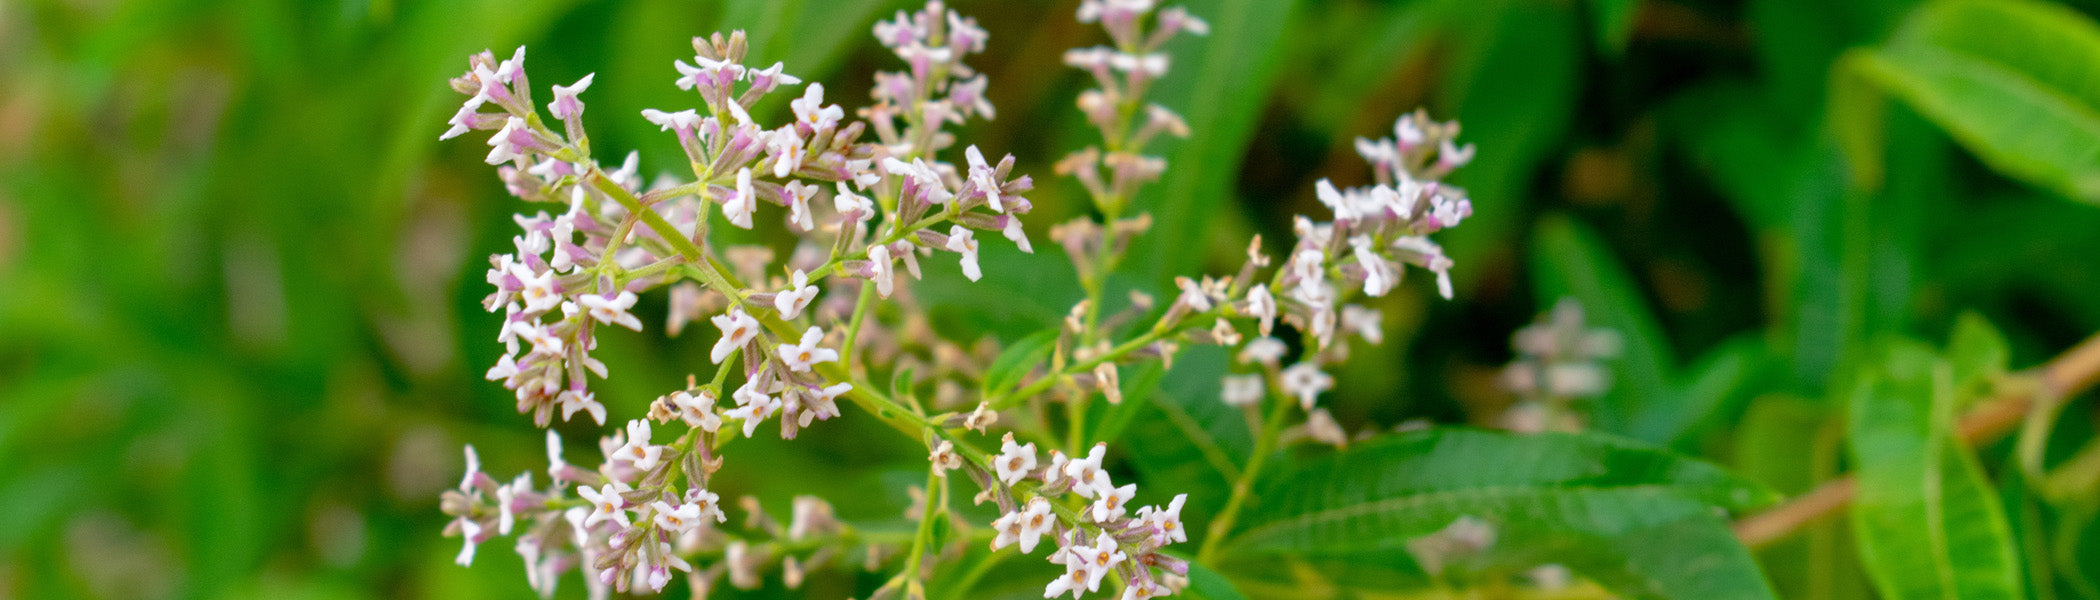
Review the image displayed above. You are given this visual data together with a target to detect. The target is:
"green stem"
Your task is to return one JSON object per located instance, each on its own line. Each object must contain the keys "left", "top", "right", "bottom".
{"left": 1196, "top": 383, "right": 1293, "bottom": 563}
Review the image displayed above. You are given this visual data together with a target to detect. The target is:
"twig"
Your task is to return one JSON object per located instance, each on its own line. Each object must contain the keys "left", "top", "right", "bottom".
{"left": 1732, "top": 331, "right": 2100, "bottom": 548}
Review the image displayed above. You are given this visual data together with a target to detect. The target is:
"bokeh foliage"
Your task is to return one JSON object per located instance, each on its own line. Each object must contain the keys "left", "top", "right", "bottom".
{"left": 6, "top": 0, "right": 2100, "bottom": 598}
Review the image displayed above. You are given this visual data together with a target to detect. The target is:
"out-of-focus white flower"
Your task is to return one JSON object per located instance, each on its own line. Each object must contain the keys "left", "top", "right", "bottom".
{"left": 615, "top": 419, "right": 663, "bottom": 471}
{"left": 1090, "top": 482, "right": 1136, "bottom": 522}
{"left": 723, "top": 167, "right": 758, "bottom": 229}
{"left": 1063, "top": 443, "right": 1111, "bottom": 499}
{"left": 558, "top": 389, "right": 607, "bottom": 425}
{"left": 1221, "top": 374, "right": 1265, "bottom": 407}
{"left": 1281, "top": 363, "right": 1333, "bottom": 411}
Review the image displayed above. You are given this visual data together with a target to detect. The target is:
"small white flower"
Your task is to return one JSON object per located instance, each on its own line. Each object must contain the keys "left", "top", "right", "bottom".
{"left": 1353, "top": 236, "right": 1396, "bottom": 297}
{"left": 769, "top": 128, "right": 808, "bottom": 178}
{"left": 615, "top": 419, "right": 663, "bottom": 471}
{"left": 1281, "top": 363, "right": 1334, "bottom": 411}
{"left": 867, "top": 244, "right": 896, "bottom": 298}
{"left": 1237, "top": 337, "right": 1286, "bottom": 365}
{"left": 945, "top": 225, "right": 983, "bottom": 281}
{"left": 1043, "top": 450, "right": 1069, "bottom": 486}
{"left": 1090, "top": 482, "right": 1136, "bottom": 522}
{"left": 774, "top": 270, "right": 819, "bottom": 320}
{"left": 582, "top": 290, "right": 643, "bottom": 331}
{"left": 1306, "top": 408, "right": 1349, "bottom": 446}
{"left": 783, "top": 181, "right": 819, "bottom": 232}
{"left": 929, "top": 440, "right": 962, "bottom": 474}
{"left": 1141, "top": 493, "right": 1189, "bottom": 544}
{"left": 1244, "top": 284, "right": 1278, "bottom": 336}
{"left": 994, "top": 496, "right": 1056, "bottom": 555}
{"left": 550, "top": 73, "right": 595, "bottom": 121}
{"left": 722, "top": 167, "right": 757, "bottom": 230}
{"left": 577, "top": 483, "right": 631, "bottom": 529}
{"left": 652, "top": 500, "right": 703, "bottom": 533}
{"left": 518, "top": 269, "right": 561, "bottom": 313}
{"left": 1094, "top": 362, "right": 1122, "bottom": 404}
{"left": 964, "top": 145, "right": 1004, "bottom": 212}
{"left": 669, "top": 389, "right": 723, "bottom": 432}
{"left": 1074, "top": 531, "right": 1127, "bottom": 591}
{"left": 545, "top": 430, "right": 569, "bottom": 480}
{"left": 558, "top": 389, "right": 607, "bottom": 425}
{"left": 776, "top": 326, "right": 839, "bottom": 373}
{"left": 1174, "top": 276, "right": 1213, "bottom": 311}
{"left": 441, "top": 95, "right": 485, "bottom": 141}
{"left": 1221, "top": 374, "right": 1265, "bottom": 407}
{"left": 1004, "top": 217, "right": 1034, "bottom": 253}
{"left": 485, "top": 353, "right": 519, "bottom": 381}
{"left": 641, "top": 108, "right": 701, "bottom": 132}
{"left": 486, "top": 116, "right": 528, "bottom": 164}
{"left": 455, "top": 519, "right": 482, "bottom": 566}
{"left": 1341, "top": 305, "right": 1384, "bottom": 345}
{"left": 1044, "top": 566, "right": 1091, "bottom": 599}
{"left": 687, "top": 488, "right": 728, "bottom": 524}
{"left": 994, "top": 434, "right": 1037, "bottom": 485}
{"left": 833, "top": 182, "right": 875, "bottom": 222}
{"left": 709, "top": 306, "right": 759, "bottom": 364}
{"left": 726, "top": 382, "right": 781, "bottom": 437}
{"left": 790, "top": 82, "right": 844, "bottom": 131}
{"left": 1062, "top": 443, "right": 1111, "bottom": 499}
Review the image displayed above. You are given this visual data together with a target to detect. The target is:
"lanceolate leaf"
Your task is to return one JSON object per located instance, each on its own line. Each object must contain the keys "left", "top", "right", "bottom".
{"left": 1224, "top": 429, "right": 1778, "bottom": 599}
{"left": 1833, "top": 0, "right": 2100, "bottom": 203}
{"left": 1848, "top": 341, "right": 2026, "bottom": 600}
{"left": 1532, "top": 215, "right": 1676, "bottom": 437}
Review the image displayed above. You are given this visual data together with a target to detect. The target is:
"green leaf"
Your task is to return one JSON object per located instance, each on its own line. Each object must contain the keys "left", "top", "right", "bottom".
{"left": 1531, "top": 214, "right": 1676, "bottom": 437}
{"left": 1220, "top": 430, "right": 1780, "bottom": 599}
{"left": 1632, "top": 335, "right": 1770, "bottom": 449}
{"left": 980, "top": 327, "right": 1059, "bottom": 400}
{"left": 1589, "top": 0, "right": 1638, "bottom": 57}
{"left": 1946, "top": 312, "right": 2011, "bottom": 400}
{"left": 1219, "top": 429, "right": 1782, "bottom": 600}
{"left": 1181, "top": 556, "right": 1253, "bottom": 600}
{"left": 1832, "top": 0, "right": 2100, "bottom": 203}
{"left": 1088, "top": 360, "right": 1167, "bottom": 446}
{"left": 1847, "top": 340, "right": 2026, "bottom": 600}
{"left": 1229, "top": 429, "right": 1775, "bottom": 555}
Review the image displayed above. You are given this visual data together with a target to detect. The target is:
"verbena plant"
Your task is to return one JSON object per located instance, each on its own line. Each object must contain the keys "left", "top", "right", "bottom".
{"left": 436, "top": 1, "right": 1475, "bottom": 597}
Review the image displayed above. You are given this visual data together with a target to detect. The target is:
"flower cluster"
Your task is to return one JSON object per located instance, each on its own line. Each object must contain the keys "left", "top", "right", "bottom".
{"left": 440, "top": 0, "right": 1484, "bottom": 596}
{"left": 961, "top": 437, "right": 1193, "bottom": 599}
{"left": 1208, "top": 110, "right": 1477, "bottom": 424}
{"left": 1497, "top": 298, "right": 1621, "bottom": 433}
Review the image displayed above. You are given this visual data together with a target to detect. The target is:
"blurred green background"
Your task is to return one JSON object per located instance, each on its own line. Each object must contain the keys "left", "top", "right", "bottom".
{"left": 6, "top": 0, "right": 2100, "bottom": 598}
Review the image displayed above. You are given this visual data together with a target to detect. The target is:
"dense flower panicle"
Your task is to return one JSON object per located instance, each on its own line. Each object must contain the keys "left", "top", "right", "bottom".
{"left": 441, "top": 0, "right": 1482, "bottom": 595}
{"left": 1498, "top": 298, "right": 1620, "bottom": 433}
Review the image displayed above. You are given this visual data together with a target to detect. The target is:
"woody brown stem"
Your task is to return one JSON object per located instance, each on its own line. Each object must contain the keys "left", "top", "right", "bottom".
{"left": 1732, "top": 331, "right": 2100, "bottom": 548}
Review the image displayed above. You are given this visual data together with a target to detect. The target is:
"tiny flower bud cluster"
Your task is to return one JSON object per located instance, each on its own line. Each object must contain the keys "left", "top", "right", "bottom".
{"left": 964, "top": 437, "right": 1193, "bottom": 599}
{"left": 1498, "top": 298, "right": 1621, "bottom": 433}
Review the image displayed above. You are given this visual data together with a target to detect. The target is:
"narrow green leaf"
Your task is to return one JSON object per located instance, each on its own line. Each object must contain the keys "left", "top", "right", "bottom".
{"left": 1946, "top": 312, "right": 2010, "bottom": 400}
{"left": 1226, "top": 427, "right": 1780, "bottom": 553}
{"left": 1181, "top": 557, "right": 1253, "bottom": 600}
{"left": 980, "top": 328, "right": 1060, "bottom": 400}
{"left": 1632, "top": 336, "right": 1769, "bottom": 449}
{"left": 1589, "top": 0, "right": 1638, "bottom": 57}
{"left": 1088, "top": 361, "right": 1167, "bottom": 445}
{"left": 1848, "top": 341, "right": 2026, "bottom": 600}
{"left": 1833, "top": 0, "right": 2100, "bottom": 203}
{"left": 1531, "top": 214, "right": 1676, "bottom": 437}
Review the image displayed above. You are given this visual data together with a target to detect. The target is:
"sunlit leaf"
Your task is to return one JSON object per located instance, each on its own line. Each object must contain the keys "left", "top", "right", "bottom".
{"left": 1833, "top": 0, "right": 2100, "bottom": 203}
{"left": 1847, "top": 341, "right": 2025, "bottom": 600}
